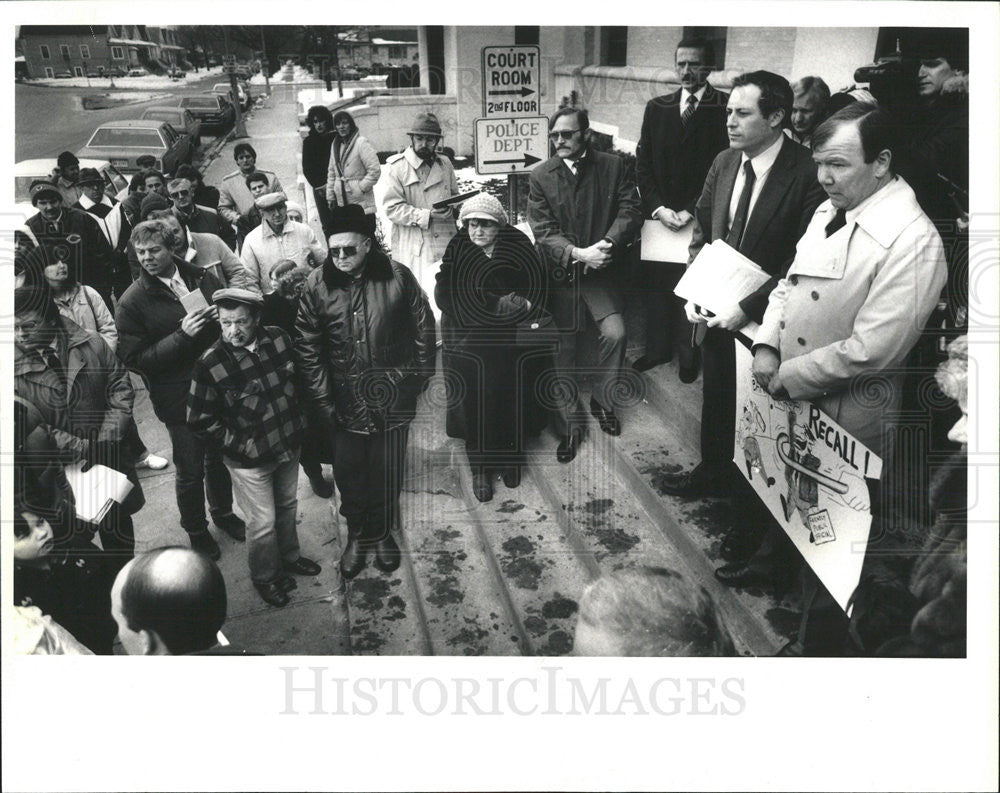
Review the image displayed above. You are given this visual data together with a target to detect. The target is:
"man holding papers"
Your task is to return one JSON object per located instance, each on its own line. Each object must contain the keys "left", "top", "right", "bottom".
{"left": 662, "top": 71, "right": 824, "bottom": 509}
{"left": 14, "top": 285, "right": 144, "bottom": 560}
{"left": 722, "top": 103, "right": 947, "bottom": 655}
{"left": 634, "top": 37, "right": 729, "bottom": 379}
{"left": 117, "top": 219, "right": 245, "bottom": 562}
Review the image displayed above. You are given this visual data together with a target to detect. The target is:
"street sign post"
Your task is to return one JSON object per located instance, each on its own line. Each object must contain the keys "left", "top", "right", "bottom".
{"left": 474, "top": 116, "right": 547, "bottom": 175}
{"left": 481, "top": 45, "right": 541, "bottom": 118}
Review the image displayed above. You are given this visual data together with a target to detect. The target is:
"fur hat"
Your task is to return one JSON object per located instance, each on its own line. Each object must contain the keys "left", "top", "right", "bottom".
{"left": 459, "top": 192, "right": 506, "bottom": 226}
{"left": 326, "top": 204, "right": 371, "bottom": 237}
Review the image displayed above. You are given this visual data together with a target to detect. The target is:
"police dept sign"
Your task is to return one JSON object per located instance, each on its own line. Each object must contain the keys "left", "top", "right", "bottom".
{"left": 481, "top": 45, "right": 541, "bottom": 118}
{"left": 474, "top": 117, "right": 547, "bottom": 175}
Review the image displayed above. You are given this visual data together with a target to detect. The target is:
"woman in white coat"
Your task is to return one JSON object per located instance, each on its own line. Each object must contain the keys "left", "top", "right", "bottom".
{"left": 325, "top": 110, "right": 381, "bottom": 237}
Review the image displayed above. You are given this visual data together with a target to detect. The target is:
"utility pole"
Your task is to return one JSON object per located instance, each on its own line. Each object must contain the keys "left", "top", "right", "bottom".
{"left": 332, "top": 26, "right": 343, "bottom": 98}
{"left": 223, "top": 26, "right": 248, "bottom": 139}
{"left": 260, "top": 25, "right": 270, "bottom": 95}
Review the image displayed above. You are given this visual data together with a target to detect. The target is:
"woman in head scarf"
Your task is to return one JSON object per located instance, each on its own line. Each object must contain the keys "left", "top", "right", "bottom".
{"left": 435, "top": 193, "right": 551, "bottom": 503}
{"left": 325, "top": 110, "right": 381, "bottom": 238}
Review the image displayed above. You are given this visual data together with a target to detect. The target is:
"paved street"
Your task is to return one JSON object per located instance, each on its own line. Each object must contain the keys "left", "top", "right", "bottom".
{"left": 15, "top": 73, "right": 224, "bottom": 161}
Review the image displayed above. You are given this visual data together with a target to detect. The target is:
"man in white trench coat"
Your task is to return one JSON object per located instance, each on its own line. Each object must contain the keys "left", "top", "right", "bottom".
{"left": 718, "top": 102, "right": 948, "bottom": 656}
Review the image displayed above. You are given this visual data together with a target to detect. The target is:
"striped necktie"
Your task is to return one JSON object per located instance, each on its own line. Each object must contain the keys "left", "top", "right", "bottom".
{"left": 681, "top": 94, "right": 697, "bottom": 126}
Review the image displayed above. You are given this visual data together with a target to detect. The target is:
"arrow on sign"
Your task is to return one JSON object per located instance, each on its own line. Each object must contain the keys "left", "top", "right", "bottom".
{"left": 483, "top": 153, "right": 542, "bottom": 168}
{"left": 488, "top": 87, "right": 535, "bottom": 97}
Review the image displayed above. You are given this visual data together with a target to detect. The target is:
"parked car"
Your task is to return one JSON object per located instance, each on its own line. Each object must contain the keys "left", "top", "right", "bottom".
{"left": 127, "top": 67, "right": 148, "bottom": 77}
{"left": 75, "top": 119, "right": 193, "bottom": 175}
{"left": 53, "top": 71, "right": 73, "bottom": 79}
{"left": 212, "top": 82, "right": 251, "bottom": 111}
{"left": 141, "top": 106, "right": 202, "bottom": 147}
{"left": 178, "top": 93, "right": 235, "bottom": 130}
{"left": 14, "top": 157, "right": 129, "bottom": 204}
{"left": 167, "top": 66, "right": 187, "bottom": 79}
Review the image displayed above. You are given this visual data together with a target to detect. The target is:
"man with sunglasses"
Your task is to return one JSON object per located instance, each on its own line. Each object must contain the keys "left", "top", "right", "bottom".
{"left": 528, "top": 107, "right": 643, "bottom": 463}
{"left": 168, "top": 177, "right": 237, "bottom": 251}
{"left": 295, "top": 205, "right": 436, "bottom": 580}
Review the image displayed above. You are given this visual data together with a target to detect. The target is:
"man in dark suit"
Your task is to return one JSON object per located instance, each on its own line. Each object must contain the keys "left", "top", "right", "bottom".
{"left": 528, "top": 108, "right": 643, "bottom": 463}
{"left": 634, "top": 37, "right": 730, "bottom": 380}
{"left": 661, "top": 72, "right": 825, "bottom": 542}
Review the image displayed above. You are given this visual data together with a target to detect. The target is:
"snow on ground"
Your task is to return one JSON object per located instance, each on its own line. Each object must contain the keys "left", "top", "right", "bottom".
{"left": 23, "top": 66, "right": 227, "bottom": 91}
{"left": 85, "top": 91, "right": 173, "bottom": 105}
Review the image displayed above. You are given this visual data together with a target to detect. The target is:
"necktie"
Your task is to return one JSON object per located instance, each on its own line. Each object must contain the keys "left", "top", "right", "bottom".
{"left": 726, "top": 160, "right": 756, "bottom": 249}
{"left": 681, "top": 94, "right": 697, "bottom": 126}
{"left": 170, "top": 275, "right": 190, "bottom": 299}
{"left": 825, "top": 208, "right": 847, "bottom": 237}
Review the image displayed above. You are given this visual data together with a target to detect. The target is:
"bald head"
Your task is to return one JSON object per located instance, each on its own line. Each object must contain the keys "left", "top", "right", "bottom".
{"left": 111, "top": 547, "right": 227, "bottom": 655}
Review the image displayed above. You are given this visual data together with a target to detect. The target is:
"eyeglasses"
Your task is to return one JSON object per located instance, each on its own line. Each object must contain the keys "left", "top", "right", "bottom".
{"left": 548, "top": 129, "right": 580, "bottom": 141}
{"left": 329, "top": 246, "right": 360, "bottom": 258}
{"left": 168, "top": 189, "right": 190, "bottom": 198}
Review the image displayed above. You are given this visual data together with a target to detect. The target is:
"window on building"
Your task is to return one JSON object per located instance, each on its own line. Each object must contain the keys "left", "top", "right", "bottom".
{"left": 389, "top": 45, "right": 405, "bottom": 59}
{"left": 60, "top": 44, "right": 71, "bottom": 59}
{"left": 39, "top": 44, "right": 50, "bottom": 59}
{"left": 515, "top": 27, "right": 540, "bottom": 46}
{"left": 74, "top": 66, "right": 84, "bottom": 77}
{"left": 80, "top": 44, "right": 90, "bottom": 59}
{"left": 599, "top": 26, "right": 627, "bottom": 67}
{"left": 111, "top": 46, "right": 124, "bottom": 60}
{"left": 681, "top": 26, "right": 727, "bottom": 70}
{"left": 44, "top": 66, "right": 54, "bottom": 78}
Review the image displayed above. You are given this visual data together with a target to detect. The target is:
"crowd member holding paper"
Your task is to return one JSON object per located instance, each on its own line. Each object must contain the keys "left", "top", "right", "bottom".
{"left": 722, "top": 103, "right": 947, "bottom": 656}
{"left": 528, "top": 107, "right": 643, "bottom": 463}
{"left": 634, "top": 37, "right": 729, "bottom": 380}
{"left": 116, "top": 220, "right": 245, "bottom": 562}
{"left": 14, "top": 285, "right": 144, "bottom": 559}
{"left": 661, "top": 72, "right": 824, "bottom": 522}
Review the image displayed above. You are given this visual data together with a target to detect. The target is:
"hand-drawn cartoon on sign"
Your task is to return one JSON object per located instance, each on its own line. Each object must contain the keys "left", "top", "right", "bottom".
{"left": 733, "top": 344, "right": 883, "bottom": 613}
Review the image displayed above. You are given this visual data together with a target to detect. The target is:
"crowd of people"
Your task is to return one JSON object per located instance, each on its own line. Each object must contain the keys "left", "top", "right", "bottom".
{"left": 12, "top": 29, "right": 970, "bottom": 657}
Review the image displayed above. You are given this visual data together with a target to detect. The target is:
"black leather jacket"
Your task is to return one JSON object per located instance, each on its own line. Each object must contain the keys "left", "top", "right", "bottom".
{"left": 294, "top": 248, "right": 436, "bottom": 433}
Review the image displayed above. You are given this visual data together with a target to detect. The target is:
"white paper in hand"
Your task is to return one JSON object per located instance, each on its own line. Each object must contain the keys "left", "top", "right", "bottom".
{"left": 674, "top": 240, "right": 771, "bottom": 315}
{"left": 180, "top": 288, "right": 209, "bottom": 314}
{"left": 640, "top": 219, "right": 694, "bottom": 262}
{"left": 64, "top": 461, "right": 134, "bottom": 524}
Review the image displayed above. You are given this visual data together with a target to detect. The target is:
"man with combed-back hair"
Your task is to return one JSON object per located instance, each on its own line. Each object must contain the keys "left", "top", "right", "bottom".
{"left": 117, "top": 220, "right": 245, "bottom": 562}
{"left": 717, "top": 103, "right": 948, "bottom": 656}
{"left": 111, "top": 547, "right": 228, "bottom": 655}
{"left": 573, "top": 566, "right": 736, "bottom": 656}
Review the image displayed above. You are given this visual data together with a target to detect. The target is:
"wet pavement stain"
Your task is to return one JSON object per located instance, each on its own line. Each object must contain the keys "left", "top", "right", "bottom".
{"left": 541, "top": 630, "right": 574, "bottom": 655}
{"left": 502, "top": 535, "right": 535, "bottom": 555}
{"left": 682, "top": 500, "right": 737, "bottom": 539}
{"left": 523, "top": 615, "right": 548, "bottom": 636}
{"left": 502, "top": 556, "right": 544, "bottom": 590}
{"left": 765, "top": 606, "right": 801, "bottom": 639}
{"left": 383, "top": 594, "right": 407, "bottom": 622}
{"left": 541, "top": 596, "right": 578, "bottom": 619}
{"left": 433, "top": 527, "right": 462, "bottom": 542}
{"left": 449, "top": 621, "right": 490, "bottom": 653}
{"left": 350, "top": 577, "right": 392, "bottom": 611}
{"left": 351, "top": 629, "right": 386, "bottom": 653}
{"left": 498, "top": 500, "right": 526, "bottom": 513}
{"left": 592, "top": 527, "right": 641, "bottom": 554}
{"left": 582, "top": 498, "right": 614, "bottom": 515}
{"left": 642, "top": 462, "right": 687, "bottom": 492}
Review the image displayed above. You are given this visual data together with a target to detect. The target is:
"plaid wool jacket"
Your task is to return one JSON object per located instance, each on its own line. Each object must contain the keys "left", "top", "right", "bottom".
{"left": 187, "top": 325, "right": 307, "bottom": 467}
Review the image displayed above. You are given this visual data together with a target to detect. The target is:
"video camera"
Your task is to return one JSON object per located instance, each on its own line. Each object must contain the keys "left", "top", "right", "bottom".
{"left": 853, "top": 50, "right": 920, "bottom": 112}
